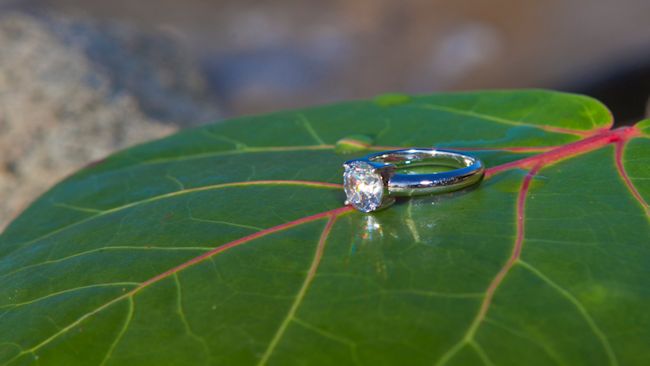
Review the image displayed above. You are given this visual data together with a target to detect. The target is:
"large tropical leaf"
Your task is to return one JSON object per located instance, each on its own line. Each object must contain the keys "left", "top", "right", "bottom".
{"left": 1, "top": 90, "right": 648, "bottom": 366}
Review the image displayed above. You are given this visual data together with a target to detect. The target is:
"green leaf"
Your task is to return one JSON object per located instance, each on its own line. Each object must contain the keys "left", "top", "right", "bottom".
{"left": 1, "top": 90, "right": 648, "bottom": 366}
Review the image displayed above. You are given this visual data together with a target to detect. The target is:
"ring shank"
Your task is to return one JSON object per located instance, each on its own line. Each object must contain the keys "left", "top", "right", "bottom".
{"left": 367, "top": 149, "right": 485, "bottom": 196}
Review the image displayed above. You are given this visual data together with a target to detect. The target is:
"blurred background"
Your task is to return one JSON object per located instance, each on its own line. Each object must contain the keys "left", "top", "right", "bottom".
{"left": 1, "top": 0, "right": 649, "bottom": 228}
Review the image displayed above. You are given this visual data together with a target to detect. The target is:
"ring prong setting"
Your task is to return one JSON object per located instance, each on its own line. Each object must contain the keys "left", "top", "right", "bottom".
{"left": 343, "top": 161, "right": 387, "bottom": 213}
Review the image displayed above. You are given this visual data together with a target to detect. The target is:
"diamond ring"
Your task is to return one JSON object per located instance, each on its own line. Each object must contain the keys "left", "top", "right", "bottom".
{"left": 343, "top": 148, "right": 485, "bottom": 212}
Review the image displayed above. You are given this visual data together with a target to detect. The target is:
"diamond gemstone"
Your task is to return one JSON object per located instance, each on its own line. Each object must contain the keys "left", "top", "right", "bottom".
{"left": 343, "top": 162, "right": 384, "bottom": 212}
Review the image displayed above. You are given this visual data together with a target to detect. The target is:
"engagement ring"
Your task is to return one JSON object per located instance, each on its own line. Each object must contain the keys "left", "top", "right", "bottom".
{"left": 343, "top": 148, "right": 485, "bottom": 212}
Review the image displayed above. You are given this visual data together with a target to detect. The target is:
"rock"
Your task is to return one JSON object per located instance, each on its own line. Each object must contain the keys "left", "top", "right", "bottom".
{"left": 0, "top": 11, "right": 221, "bottom": 229}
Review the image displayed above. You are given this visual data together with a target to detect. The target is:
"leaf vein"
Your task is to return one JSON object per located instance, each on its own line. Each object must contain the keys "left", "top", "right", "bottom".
{"left": 1, "top": 247, "right": 211, "bottom": 280}
{"left": 470, "top": 340, "right": 495, "bottom": 366}
{"left": 416, "top": 104, "right": 590, "bottom": 136}
{"left": 99, "top": 297, "right": 133, "bottom": 366}
{"left": 518, "top": 260, "right": 618, "bottom": 366}
{"left": 7, "top": 180, "right": 341, "bottom": 260}
{"left": 0, "top": 282, "right": 139, "bottom": 310}
{"left": 297, "top": 113, "right": 326, "bottom": 145}
{"left": 256, "top": 214, "right": 338, "bottom": 366}
{"left": 174, "top": 273, "right": 210, "bottom": 360}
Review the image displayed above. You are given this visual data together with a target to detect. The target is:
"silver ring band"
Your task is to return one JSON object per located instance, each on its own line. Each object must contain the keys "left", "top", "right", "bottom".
{"left": 343, "top": 148, "right": 485, "bottom": 212}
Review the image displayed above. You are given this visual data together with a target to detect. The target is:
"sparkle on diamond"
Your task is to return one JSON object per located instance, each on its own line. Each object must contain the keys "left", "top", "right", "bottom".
{"left": 343, "top": 162, "right": 384, "bottom": 212}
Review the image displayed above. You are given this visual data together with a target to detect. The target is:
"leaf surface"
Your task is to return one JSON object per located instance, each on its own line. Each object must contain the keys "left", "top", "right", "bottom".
{"left": 1, "top": 90, "right": 649, "bottom": 366}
